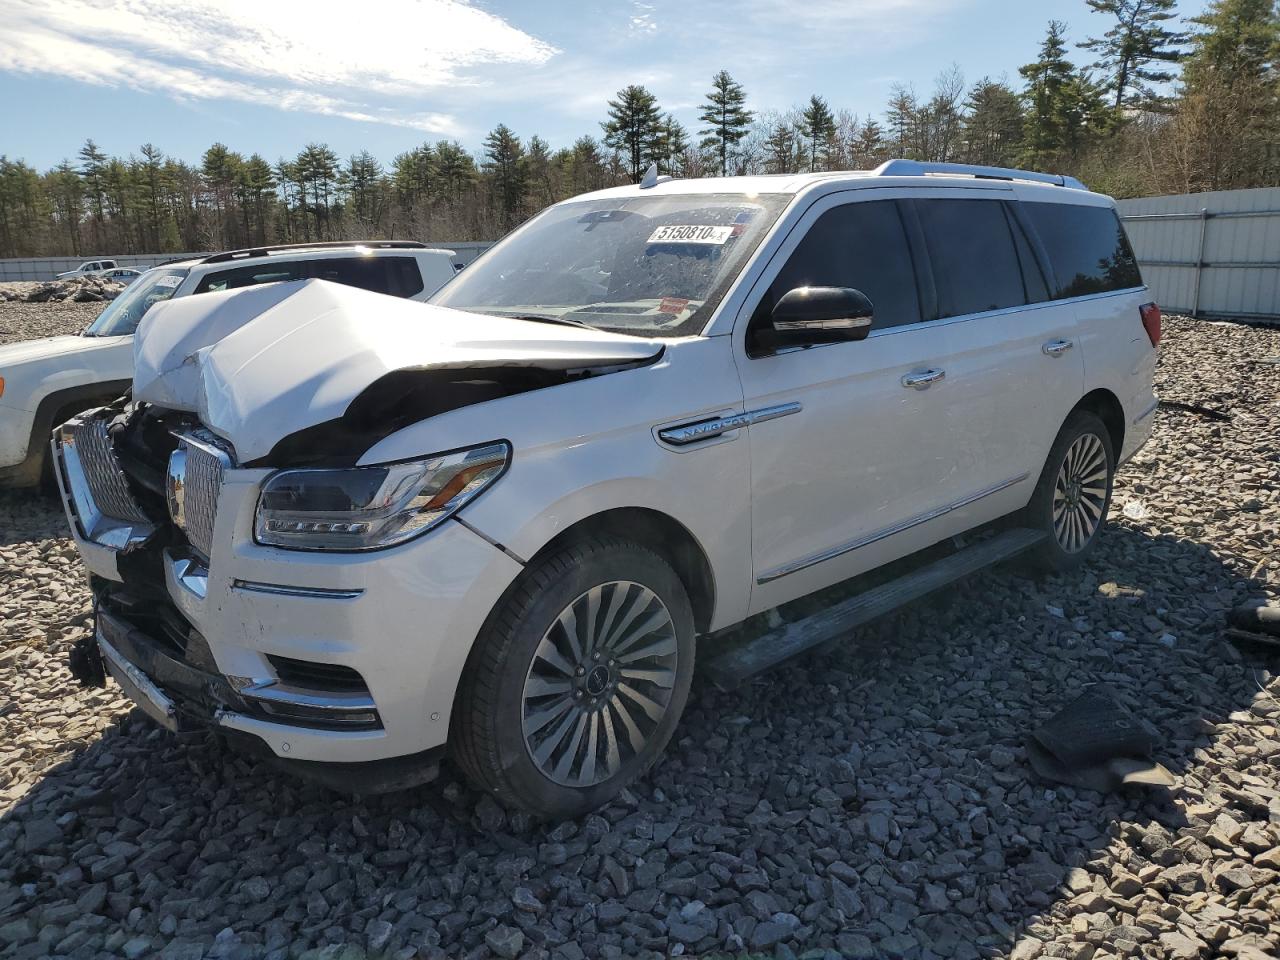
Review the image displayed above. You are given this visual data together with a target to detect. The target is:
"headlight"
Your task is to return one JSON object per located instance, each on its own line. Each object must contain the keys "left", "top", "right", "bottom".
{"left": 254, "top": 442, "right": 509, "bottom": 551}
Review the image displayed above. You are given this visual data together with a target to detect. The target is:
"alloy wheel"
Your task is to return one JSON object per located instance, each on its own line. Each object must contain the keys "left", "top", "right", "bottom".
{"left": 521, "top": 581, "right": 679, "bottom": 787}
{"left": 1052, "top": 432, "right": 1109, "bottom": 553}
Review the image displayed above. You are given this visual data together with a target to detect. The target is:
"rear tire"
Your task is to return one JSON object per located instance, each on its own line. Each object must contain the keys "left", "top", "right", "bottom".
{"left": 451, "top": 536, "right": 695, "bottom": 819}
{"left": 1022, "top": 411, "right": 1114, "bottom": 573}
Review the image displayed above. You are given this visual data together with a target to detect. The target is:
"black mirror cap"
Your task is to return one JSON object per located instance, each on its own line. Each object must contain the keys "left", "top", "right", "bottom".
{"left": 765, "top": 286, "right": 874, "bottom": 350}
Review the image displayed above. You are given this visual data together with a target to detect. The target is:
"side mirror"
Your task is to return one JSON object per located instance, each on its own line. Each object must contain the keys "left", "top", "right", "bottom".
{"left": 766, "top": 286, "right": 874, "bottom": 350}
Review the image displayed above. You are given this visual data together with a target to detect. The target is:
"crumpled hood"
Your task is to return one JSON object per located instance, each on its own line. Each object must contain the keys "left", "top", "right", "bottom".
{"left": 133, "top": 279, "right": 662, "bottom": 462}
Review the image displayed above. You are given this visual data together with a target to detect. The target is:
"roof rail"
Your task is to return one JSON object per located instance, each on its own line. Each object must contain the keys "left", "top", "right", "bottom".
{"left": 199, "top": 240, "right": 428, "bottom": 265}
{"left": 872, "top": 159, "right": 1087, "bottom": 191}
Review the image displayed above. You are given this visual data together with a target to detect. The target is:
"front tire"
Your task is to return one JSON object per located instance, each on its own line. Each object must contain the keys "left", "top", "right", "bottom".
{"left": 1022, "top": 411, "right": 1115, "bottom": 573}
{"left": 452, "top": 537, "right": 695, "bottom": 819}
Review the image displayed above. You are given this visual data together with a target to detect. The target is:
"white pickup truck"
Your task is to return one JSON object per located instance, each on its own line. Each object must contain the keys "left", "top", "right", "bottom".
{"left": 55, "top": 259, "right": 122, "bottom": 279}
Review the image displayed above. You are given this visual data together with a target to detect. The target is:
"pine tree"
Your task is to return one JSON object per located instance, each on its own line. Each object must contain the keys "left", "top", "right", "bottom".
{"left": 800, "top": 95, "right": 837, "bottom": 171}
{"left": 343, "top": 151, "right": 384, "bottom": 230}
{"left": 698, "top": 70, "right": 753, "bottom": 176}
{"left": 483, "top": 124, "right": 528, "bottom": 232}
{"left": 240, "top": 154, "right": 276, "bottom": 245}
{"left": 1171, "top": 0, "right": 1280, "bottom": 189}
{"left": 658, "top": 115, "right": 691, "bottom": 177}
{"left": 1020, "top": 21, "right": 1093, "bottom": 166}
{"left": 962, "top": 79, "right": 1025, "bottom": 166}
{"left": 1080, "top": 0, "right": 1185, "bottom": 114}
{"left": 854, "top": 118, "right": 887, "bottom": 166}
{"left": 886, "top": 86, "right": 921, "bottom": 158}
{"left": 78, "top": 139, "right": 108, "bottom": 250}
{"left": 136, "top": 144, "right": 168, "bottom": 251}
{"left": 601, "top": 85, "right": 664, "bottom": 182}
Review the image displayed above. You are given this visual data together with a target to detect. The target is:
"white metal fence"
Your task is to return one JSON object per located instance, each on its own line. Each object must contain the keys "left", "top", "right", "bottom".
{"left": 1117, "top": 187, "right": 1280, "bottom": 321}
{"left": 0, "top": 242, "right": 494, "bottom": 283}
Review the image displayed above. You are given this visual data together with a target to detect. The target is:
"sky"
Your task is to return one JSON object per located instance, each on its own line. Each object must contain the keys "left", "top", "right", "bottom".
{"left": 0, "top": 0, "right": 1211, "bottom": 171}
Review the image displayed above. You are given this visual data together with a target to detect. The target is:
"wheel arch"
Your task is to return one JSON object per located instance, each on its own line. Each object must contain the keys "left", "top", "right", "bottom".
{"left": 523, "top": 507, "right": 717, "bottom": 634}
{"left": 1072, "top": 388, "right": 1125, "bottom": 454}
{"left": 4, "top": 379, "right": 131, "bottom": 486}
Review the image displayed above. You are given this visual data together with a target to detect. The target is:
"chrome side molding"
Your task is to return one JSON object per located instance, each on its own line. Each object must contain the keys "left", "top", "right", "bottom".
{"left": 757, "top": 472, "right": 1030, "bottom": 584}
{"left": 659, "top": 402, "right": 802, "bottom": 446}
{"left": 232, "top": 580, "right": 364, "bottom": 600}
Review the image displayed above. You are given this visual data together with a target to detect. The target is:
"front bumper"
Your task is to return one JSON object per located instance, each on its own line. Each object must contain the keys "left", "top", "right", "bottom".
{"left": 55, "top": 421, "right": 524, "bottom": 770}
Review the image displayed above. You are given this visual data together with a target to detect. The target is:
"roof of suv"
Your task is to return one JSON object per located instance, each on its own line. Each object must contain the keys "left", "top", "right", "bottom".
{"left": 163, "top": 241, "right": 456, "bottom": 270}
{"left": 571, "top": 159, "right": 1101, "bottom": 205}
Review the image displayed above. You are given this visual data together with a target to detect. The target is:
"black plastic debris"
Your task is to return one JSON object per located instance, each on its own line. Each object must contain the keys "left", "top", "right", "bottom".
{"left": 68, "top": 634, "right": 106, "bottom": 688}
{"left": 1225, "top": 602, "right": 1280, "bottom": 649}
{"left": 1158, "top": 399, "right": 1232, "bottom": 421}
{"left": 1026, "top": 684, "right": 1174, "bottom": 792}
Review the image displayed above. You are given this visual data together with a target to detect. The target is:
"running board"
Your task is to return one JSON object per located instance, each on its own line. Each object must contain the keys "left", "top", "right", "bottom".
{"left": 704, "top": 527, "right": 1048, "bottom": 690}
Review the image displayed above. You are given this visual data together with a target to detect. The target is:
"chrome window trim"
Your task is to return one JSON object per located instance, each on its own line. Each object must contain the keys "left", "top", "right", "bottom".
{"left": 865, "top": 285, "right": 1148, "bottom": 341}
{"left": 757, "top": 472, "right": 1029, "bottom": 585}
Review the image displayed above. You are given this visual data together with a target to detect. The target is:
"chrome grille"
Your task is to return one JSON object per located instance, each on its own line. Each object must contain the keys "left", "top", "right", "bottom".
{"left": 68, "top": 417, "right": 150, "bottom": 524}
{"left": 168, "top": 430, "right": 232, "bottom": 559}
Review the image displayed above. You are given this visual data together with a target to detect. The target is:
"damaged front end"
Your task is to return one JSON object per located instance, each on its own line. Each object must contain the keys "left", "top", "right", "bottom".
{"left": 53, "top": 279, "right": 663, "bottom": 790}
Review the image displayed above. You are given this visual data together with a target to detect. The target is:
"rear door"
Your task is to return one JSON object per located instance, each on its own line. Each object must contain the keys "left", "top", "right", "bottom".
{"left": 908, "top": 195, "right": 1085, "bottom": 500}
{"left": 1017, "top": 195, "right": 1154, "bottom": 458}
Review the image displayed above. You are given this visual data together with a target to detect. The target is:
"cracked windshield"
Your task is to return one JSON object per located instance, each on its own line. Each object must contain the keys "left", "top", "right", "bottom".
{"left": 431, "top": 193, "right": 790, "bottom": 337}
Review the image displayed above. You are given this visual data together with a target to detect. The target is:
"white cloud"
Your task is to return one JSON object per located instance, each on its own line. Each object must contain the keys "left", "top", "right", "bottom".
{"left": 629, "top": 2, "right": 657, "bottom": 35}
{"left": 0, "top": 0, "right": 556, "bottom": 133}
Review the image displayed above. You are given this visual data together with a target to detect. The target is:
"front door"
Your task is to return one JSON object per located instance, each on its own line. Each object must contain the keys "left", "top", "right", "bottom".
{"left": 735, "top": 191, "right": 962, "bottom": 613}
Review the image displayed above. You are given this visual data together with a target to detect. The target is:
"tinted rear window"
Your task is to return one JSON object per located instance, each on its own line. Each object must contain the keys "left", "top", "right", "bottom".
{"left": 311, "top": 256, "right": 423, "bottom": 297}
{"left": 1024, "top": 202, "right": 1142, "bottom": 298}
{"left": 915, "top": 199, "right": 1027, "bottom": 318}
{"left": 196, "top": 262, "right": 304, "bottom": 293}
{"left": 751, "top": 200, "right": 921, "bottom": 337}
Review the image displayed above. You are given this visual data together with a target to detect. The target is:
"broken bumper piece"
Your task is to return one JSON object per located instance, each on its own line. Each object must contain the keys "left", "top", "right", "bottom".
{"left": 92, "top": 602, "right": 440, "bottom": 793}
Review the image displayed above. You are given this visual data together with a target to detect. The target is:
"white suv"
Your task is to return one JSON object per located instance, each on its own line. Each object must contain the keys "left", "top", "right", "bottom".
{"left": 0, "top": 242, "right": 457, "bottom": 486}
{"left": 55, "top": 161, "right": 1159, "bottom": 818}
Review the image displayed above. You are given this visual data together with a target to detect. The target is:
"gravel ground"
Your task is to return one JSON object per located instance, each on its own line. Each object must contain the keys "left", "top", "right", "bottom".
{"left": 1, "top": 306, "right": 1279, "bottom": 960}
{"left": 0, "top": 302, "right": 106, "bottom": 346}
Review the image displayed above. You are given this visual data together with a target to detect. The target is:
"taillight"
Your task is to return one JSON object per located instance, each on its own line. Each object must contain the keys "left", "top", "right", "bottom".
{"left": 1139, "top": 302, "right": 1161, "bottom": 347}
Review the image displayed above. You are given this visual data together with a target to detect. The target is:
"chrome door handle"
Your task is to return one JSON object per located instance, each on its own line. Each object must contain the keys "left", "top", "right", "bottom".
{"left": 901, "top": 368, "right": 946, "bottom": 390}
{"left": 1043, "top": 338, "right": 1074, "bottom": 357}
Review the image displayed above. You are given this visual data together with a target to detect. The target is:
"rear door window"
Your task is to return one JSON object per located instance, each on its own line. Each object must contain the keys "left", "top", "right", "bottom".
{"left": 750, "top": 199, "right": 921, "bottom": 345}
{"left": 914, "top": 198, "right": 1027, "bottom": 318}
{"left": 195, "top": 262, "right": 305, "bottom": 293}
{"left": 1023, "top": 202, "right": 1142, "bottom": 298}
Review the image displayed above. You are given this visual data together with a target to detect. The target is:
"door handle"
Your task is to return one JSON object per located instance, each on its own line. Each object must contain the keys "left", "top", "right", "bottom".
{"left": 901, "top": 368, "right": 946, "bottom": 390}
{"left": 1043, "top": 338, "right": 1074, "bottom": 357}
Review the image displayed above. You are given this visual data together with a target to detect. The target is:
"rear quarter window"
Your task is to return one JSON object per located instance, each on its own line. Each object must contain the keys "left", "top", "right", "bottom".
{"left": 310, "top": 256, "right": 423, "bottom": 297}
{"left": 1024, "top": 202, "right": 1142, "bottom": 298}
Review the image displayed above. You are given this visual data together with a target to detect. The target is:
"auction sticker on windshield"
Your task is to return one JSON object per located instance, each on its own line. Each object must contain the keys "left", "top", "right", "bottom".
{"left": 647, "top": 225, "right": 735, "bottom": 245}
{"left": 155, "top": 275, "right": 182, "bottom": 288}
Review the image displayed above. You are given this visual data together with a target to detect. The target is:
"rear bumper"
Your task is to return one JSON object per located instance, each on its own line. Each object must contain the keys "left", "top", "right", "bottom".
{"left": 1119, "top": 395, "right": 1158, "bottom": 465}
